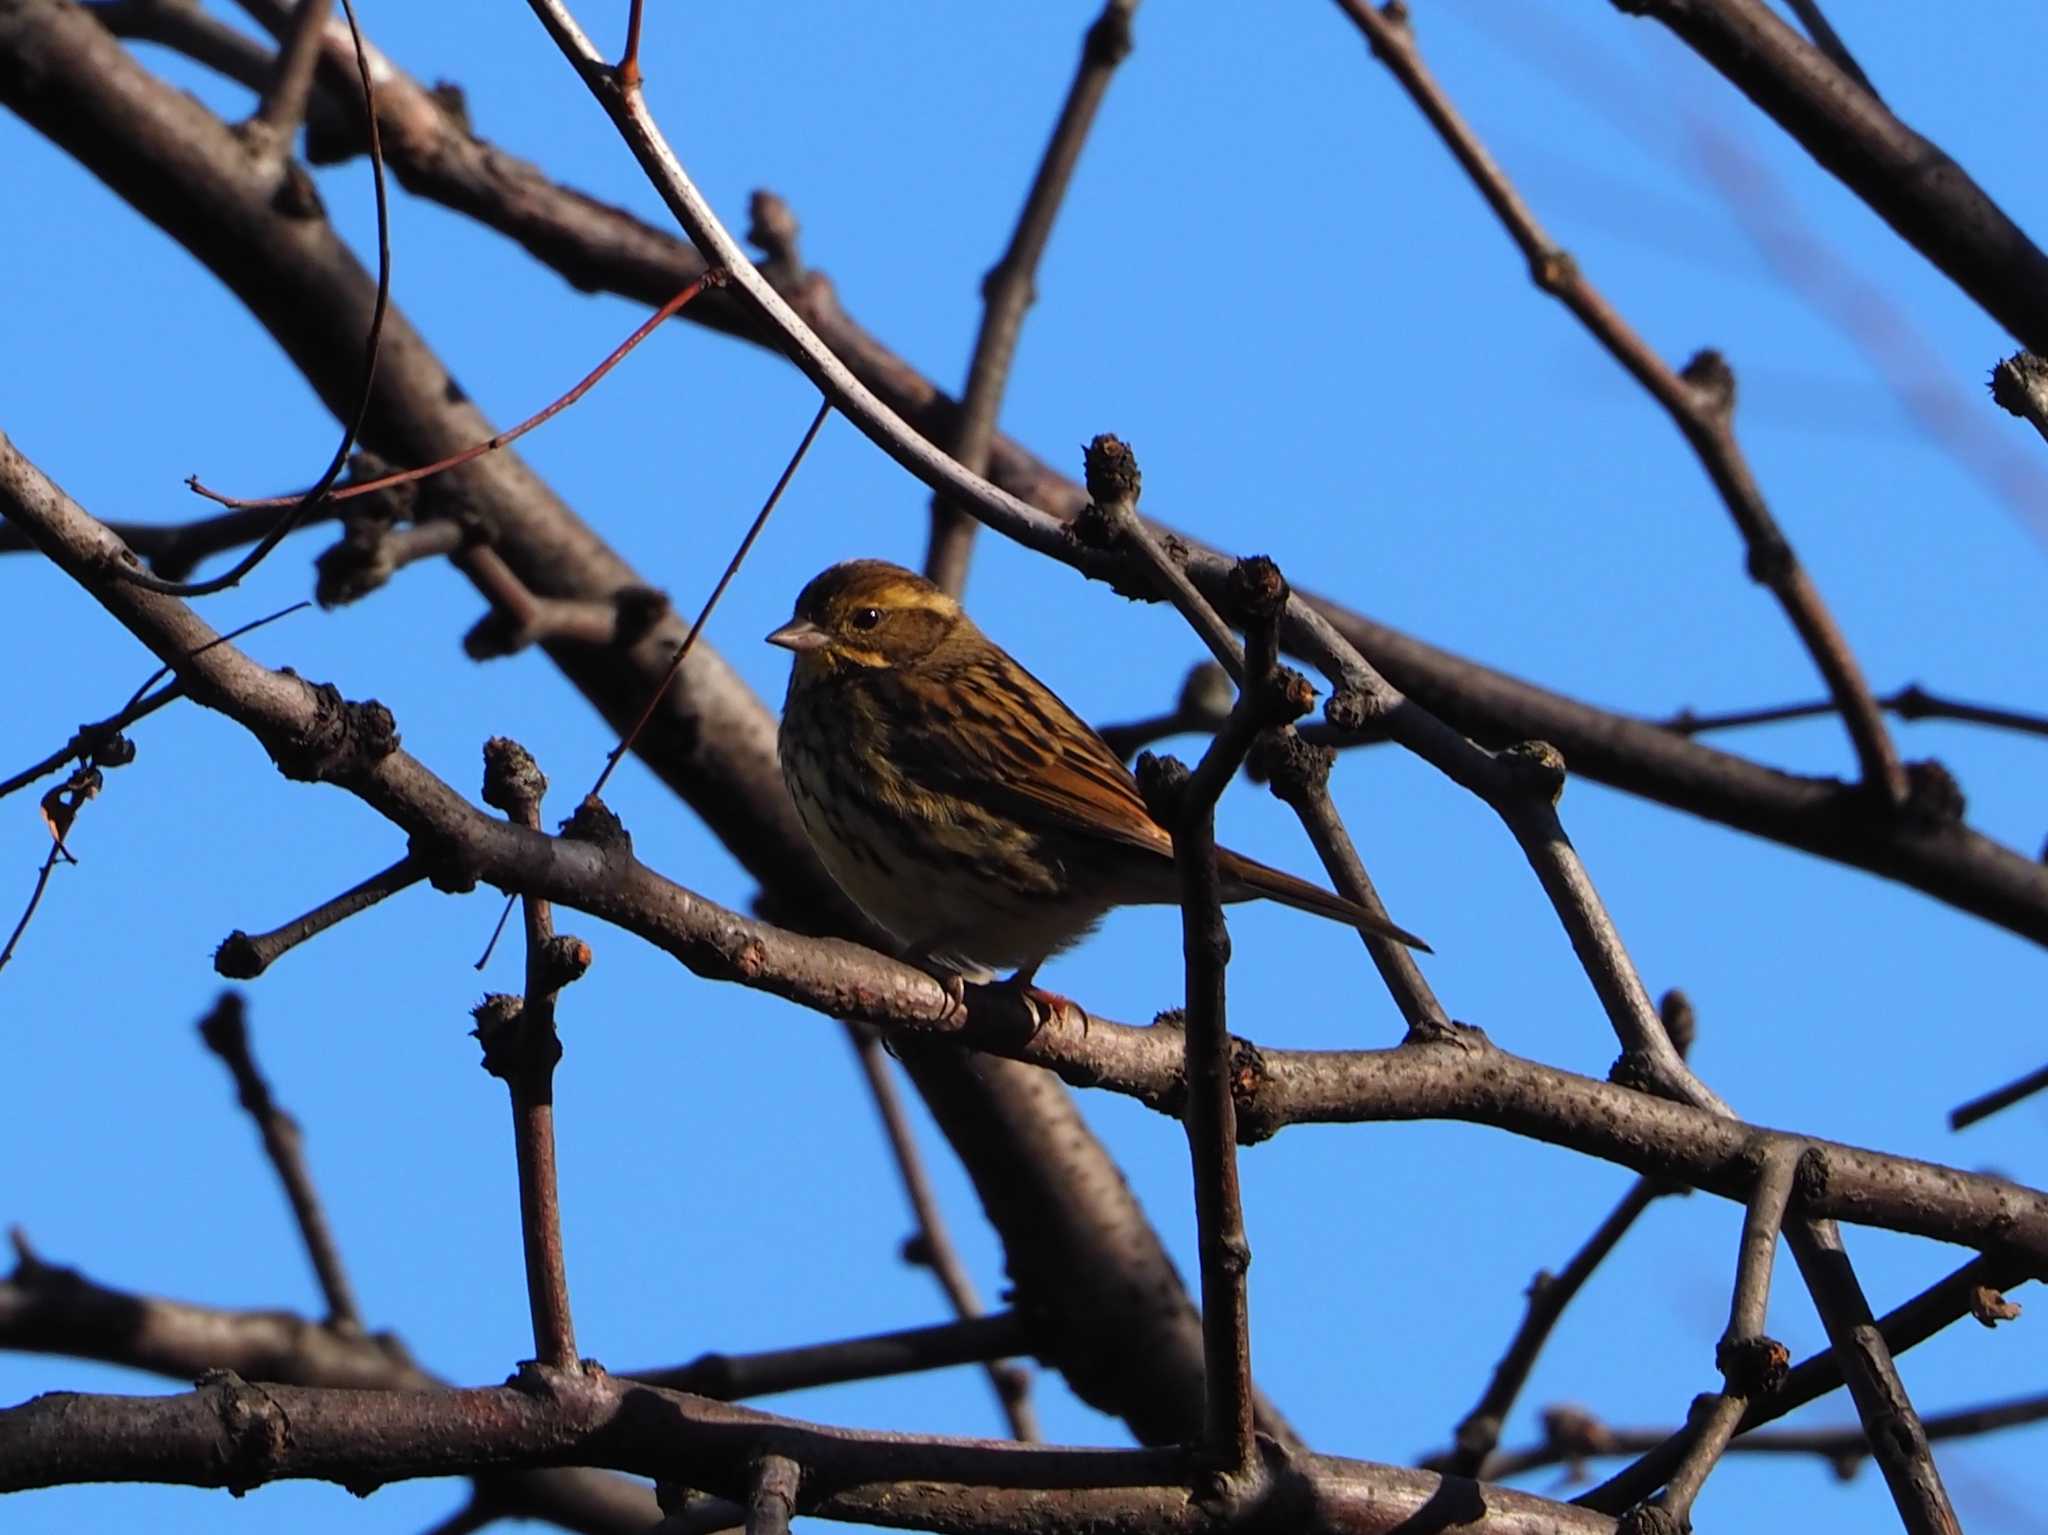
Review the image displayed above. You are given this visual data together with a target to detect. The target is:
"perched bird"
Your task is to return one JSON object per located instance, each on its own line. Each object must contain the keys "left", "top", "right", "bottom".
{"left": 768, "top": 560, "right": 1428, "bottom": 990}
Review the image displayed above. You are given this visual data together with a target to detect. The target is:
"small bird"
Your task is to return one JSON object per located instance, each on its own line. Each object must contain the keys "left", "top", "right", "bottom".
{"left": 768, "top": 560, "right": 1428, "bottom": 992}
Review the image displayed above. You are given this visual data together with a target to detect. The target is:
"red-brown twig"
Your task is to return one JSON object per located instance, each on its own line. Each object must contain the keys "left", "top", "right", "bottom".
{"left": 118, "top": 0, "right": 387, "bottom": 599}
{"left": 616, "top": 0, "right": 645, "bottom": 92}
{"left": 188, "top": 275, "right": 724, "bottom": 518}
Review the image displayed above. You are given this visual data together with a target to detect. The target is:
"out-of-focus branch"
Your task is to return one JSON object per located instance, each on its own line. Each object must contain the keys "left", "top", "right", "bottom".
{"left": 1333, "top": 0, "right": 1906, "bottom": 808}
{"left": 848, "top": 1030, "right": 1040, "bottom": 1441}
{"left": 196, "top": 993, "right": 362, "bottom": 1330}
{"left": 1951, "top": 1060, "right": 2048, "bottom": 1132}
{"left": 925, "top": 0, "right": 1139, "bottom": 595}
{"left": 247, "top": 0, "right": 329, "bottom": 148}
{"left": 1616, "top": 0, "right": 2048, "bottom": 356}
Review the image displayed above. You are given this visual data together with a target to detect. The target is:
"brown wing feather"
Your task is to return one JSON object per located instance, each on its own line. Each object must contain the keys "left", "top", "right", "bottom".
{"left": 876, "top": 639, "right": 1174, "bottom": 859}
{"left": 874, "top": 625, "right": 1431, "bottom": 953}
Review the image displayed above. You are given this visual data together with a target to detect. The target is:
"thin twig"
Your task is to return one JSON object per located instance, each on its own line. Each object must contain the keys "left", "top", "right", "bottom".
{"left": 1722, "top": 1143, "right": 1800, "bottom": 1356}
{"left": 214, "top": 856, "right": 425, "bottom": 979}
{"left": 1441, "top": 1178, "right": 1667, "bottom": 1476}
{"left": 476, "top": 739, "right": 588, "bottom": 1371}
{"left": 117, "top": 0, "right": 390, "bottom": 599}
{"left": 616, "top": 0, "right": 645, "bottom": 91}
{"left": 1094, "top": 663, "right": 1234, "bottom": 761}
{"left": 1439, "top": 999, "right": 1694, "bottom": 1478}
{"left": 4, "top": 600, "right": 309, "bottom": 801}
{"left": 475, "top": 395, "right": 824, "bottom": 970}
{"left": 591, "top": 397, "right": 829, "bottom": 799}
{"left": 849, "top": 1030, "right": 1040, "bottom": 1441}
{"left": 248, "top": 0, "right": 331, "bottom": 145}
{"left": 0, "top": 681, "right": 179, "bottom": 801}
{"left": 1781, "top": 0, "right": 1879, "bottom": 98}
{"left": 1490, "top": 1392, "right": 2048, "bottom": 1483}
{"left": 1078, "top": 435, "right": 1244, "bottom": 679}
{"left": 743, "top": 1453, "right": 800, "bottom": 1535}
{"left": 1663, "top": 683, "right": 2048, "bottom": 742}
{"left": 1331, "top": 0, "right": 1906, "bottom": 808}
{"left": 197, "top": 992, "right": 363, "bottom": 1329}
{"left": 1951, "top": 1059, "right": 2048, "bottom": 1131}
{"left": 1648, "top": 1141, "right": 1804, "bottom": 1528}
{"left": 0, "top": 834, "right": 72, "bottom": 975}
{"left": 1259, "top": 735, "right": 1446, "bottom": 1039}
{"left": 925, "top": 0, "right": 1140, "bottom": 595}
{"left": 188, "top": 276, "right": 724, "bottom": 517}
{"left": 628, "top": 1311, "right": 1032, "bottom": 1399}
{"left": 1582, "top": 1250, "right": 2025, "bottom": 1510}
{"left": 1134, "top": 552, "right": 1313, "bottom": 1480}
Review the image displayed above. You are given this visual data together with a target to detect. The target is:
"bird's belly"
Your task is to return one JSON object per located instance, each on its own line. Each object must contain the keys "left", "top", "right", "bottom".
{"left": 782, "top": 750, "right": 1105, "bottom": 979}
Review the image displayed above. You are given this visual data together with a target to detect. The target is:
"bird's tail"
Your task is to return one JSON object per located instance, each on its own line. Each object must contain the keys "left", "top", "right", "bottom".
{"left": 1215, "top": 848, "right": 1431, "bottom": 953}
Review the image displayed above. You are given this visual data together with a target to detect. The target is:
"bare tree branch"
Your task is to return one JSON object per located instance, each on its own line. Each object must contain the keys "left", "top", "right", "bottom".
{"left": 1332, "top": 0, "right": 1906, "bottom": 807}
{"left": 196, "top": 993, "right": 363, "bottom": 1330}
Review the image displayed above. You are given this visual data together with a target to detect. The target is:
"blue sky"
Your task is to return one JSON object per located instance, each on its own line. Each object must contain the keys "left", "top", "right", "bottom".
{"left": 3, "top": 3, "right": 2044, "bottom": 1531}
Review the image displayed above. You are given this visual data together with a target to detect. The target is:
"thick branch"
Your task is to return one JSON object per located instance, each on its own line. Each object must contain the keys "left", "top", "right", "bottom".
{"left": 0, "top": 1371, "right": 1622, "bottom": 1534}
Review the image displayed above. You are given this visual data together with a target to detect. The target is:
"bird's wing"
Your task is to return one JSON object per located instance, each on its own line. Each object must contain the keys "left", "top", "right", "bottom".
{"left": 879, "top": 654, "right": 1176, "bottom": 860}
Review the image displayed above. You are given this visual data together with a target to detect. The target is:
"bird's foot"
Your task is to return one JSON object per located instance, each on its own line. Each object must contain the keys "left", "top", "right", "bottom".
{"left": 996, "top": 972, "right": 1081, "bottom": 1039}
{"left": 931, "top": 970, "right": 969, "bottom": 1025}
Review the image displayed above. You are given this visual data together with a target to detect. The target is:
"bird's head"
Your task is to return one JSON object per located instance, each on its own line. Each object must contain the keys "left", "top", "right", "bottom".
{"left": 766, "top": 560, "right": 964, "bottom": 674}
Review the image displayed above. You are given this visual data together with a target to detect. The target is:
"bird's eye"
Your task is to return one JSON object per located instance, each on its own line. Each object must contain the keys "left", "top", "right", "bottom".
{"left": 850, "top": 607, "right": 883, "bottom": 631}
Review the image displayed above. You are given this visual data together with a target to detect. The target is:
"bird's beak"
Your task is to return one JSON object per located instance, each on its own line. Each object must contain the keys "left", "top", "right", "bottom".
{"left": 766, "top": 618, "right": 830, "bottom": 653}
